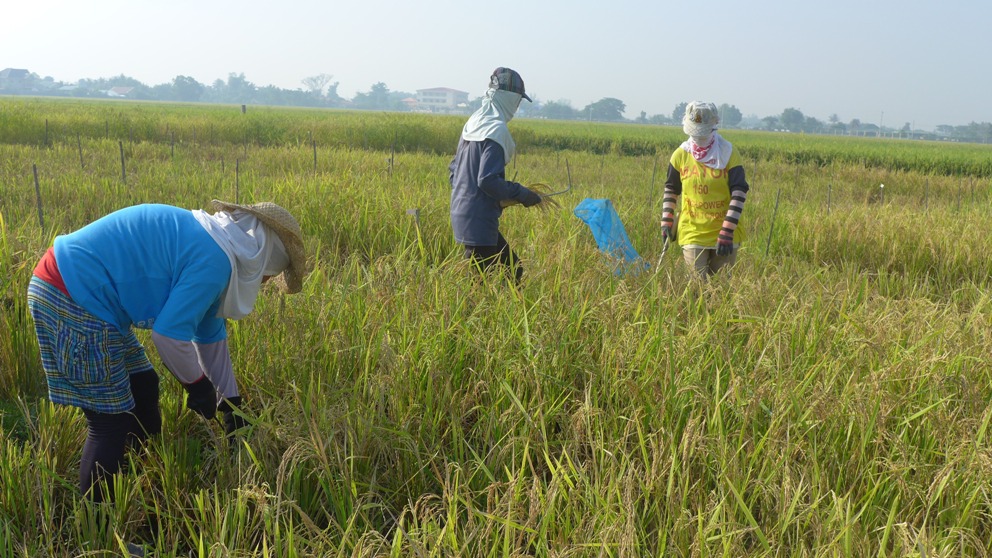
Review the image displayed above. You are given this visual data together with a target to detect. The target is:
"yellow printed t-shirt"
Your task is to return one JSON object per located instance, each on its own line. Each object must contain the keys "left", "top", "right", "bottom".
{"left": 670, "top": 148, "right": 747, "bottom": 247}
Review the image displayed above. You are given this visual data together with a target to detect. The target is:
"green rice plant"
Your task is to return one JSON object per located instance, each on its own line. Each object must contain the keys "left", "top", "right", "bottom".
{"left": 2, "top": 98, "right": 992, "bottom": 556}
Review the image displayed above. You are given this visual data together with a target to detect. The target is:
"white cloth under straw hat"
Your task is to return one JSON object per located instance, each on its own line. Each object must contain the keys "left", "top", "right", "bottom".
{"left": 194, "top": 200, "right": 307, "bottom": 318}
{"left": 210, "top": 200, "right": 307, "bottom": 291}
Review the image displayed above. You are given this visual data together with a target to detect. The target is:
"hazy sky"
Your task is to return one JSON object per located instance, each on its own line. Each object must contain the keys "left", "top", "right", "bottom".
{"left": 5, "top": 0, "right": 989, "bottom": 131}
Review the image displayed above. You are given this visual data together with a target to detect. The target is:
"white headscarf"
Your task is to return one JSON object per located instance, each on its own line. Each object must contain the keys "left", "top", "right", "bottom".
{"left": 192, "top": 209, "right": 290, "bottom": 319}
{"left": 680, "top": 132, "right": 733, "bottom": 170}
{"left": 460, "top": 88, "right": 521, "bottom": 164}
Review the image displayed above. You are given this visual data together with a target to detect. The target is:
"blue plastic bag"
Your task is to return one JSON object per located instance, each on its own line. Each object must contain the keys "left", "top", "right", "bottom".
{"left": 573, "top": 198, "right": 648, "bottom": 275}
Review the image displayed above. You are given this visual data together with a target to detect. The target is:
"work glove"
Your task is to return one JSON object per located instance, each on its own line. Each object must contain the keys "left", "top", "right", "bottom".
{"left": 716, "top": 230, "right": 734, "bottom": 257}
{"left": 217, "top": 396, "right": 248, "bottom": 441}
{"left": 661, "top": 225, "right": 673, "bottom": 243}
{"left": 515, "top": 186, "right": 543, "bottom": 208}
{"left": 183, "top": 376, "right": 217, "bottom": 420}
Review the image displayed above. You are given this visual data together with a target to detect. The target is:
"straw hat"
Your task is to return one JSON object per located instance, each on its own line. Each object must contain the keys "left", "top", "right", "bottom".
{"left": 210, "top": 199, "right": 308, "bottom": 294}
{"left": 682, "top": 101, "right": 720, "bottom": 137}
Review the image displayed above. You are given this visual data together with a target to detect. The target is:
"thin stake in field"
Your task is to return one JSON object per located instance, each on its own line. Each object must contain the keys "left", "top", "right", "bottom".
{"left": 32, "top": 164, "right": 45, "bottom": 230}
{"left": 235, "top": 159, "right": 241, "bottom": 204}
{"left": 119, "top": 141, "right": 126, "bottom": 183}
{"left": 765, "top": 189, "right": 781, "bottom": 256}
{"left": 406, "top": 208, "right": 420, "bottom": 228}
{"left": 77, "top": 134, "right": 84, "bottom": 169}
{"left": 388, "top": 132, "right": 396, "bottom": 178}
{"left": 650, "top": 157, "right": 658, "bottom": 203}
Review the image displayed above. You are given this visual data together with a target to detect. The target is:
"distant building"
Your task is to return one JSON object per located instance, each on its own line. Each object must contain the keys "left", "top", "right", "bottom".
{"left": 107, "top": 86, "right": 134, "bottom": 97}
{"left": 415, "top": 87, "right": 469, "bottom": 113}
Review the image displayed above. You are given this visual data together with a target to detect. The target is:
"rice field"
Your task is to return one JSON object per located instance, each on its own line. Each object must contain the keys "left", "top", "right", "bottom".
{"left": 1, "top": 97, "right": 992, "bottom": 557}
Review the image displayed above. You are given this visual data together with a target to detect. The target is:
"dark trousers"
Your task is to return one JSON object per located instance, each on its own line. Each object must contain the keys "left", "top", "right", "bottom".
{"left": 80, "top": 369, "right": 161, "bottom": 502}
{"left": 464, "top": 232, "right": 522, "bottom": 285}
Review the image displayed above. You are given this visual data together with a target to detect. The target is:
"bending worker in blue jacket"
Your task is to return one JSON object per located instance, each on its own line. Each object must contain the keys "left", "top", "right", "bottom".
{"left": 449, "top": 67, "right": 543, "bottom": 284}
{"left": 27, "top": 200, "right": 308, "bottom": 503}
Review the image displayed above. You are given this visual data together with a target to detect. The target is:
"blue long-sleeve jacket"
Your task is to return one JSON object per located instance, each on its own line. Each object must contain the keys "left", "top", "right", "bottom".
{"left": 449, "top": 138, "right": 529, "bottom": 246}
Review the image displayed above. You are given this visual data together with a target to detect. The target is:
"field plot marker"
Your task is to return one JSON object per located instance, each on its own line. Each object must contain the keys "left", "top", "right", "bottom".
{"left": 32, "top": 164, "right": 44, "bottom": 230}
{"left": 119, "top": 141, "right": 126, "bottom": 183}
{"left": 648, "top": 155, "right": 658, "bottom": 205}
{"left": 765, "top": 189, "right": 781, "bottom": 256}
{"left": 388, "top": 132, "right": 396, "bottom": 178}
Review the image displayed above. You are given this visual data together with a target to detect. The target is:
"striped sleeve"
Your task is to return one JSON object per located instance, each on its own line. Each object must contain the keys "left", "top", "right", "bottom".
{"left": 719, "top": 167, "right": 749, "bottom": 241}
{"left": 662, "top": 164, "right": 682, "bottom": 227}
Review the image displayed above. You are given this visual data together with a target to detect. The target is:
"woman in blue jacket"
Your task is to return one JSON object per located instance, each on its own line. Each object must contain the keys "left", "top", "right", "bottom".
{"left": 450, "top": 67, "right": 543, "bottom": 284}
{"left": 27, "top": 200, "right": 307, "bottom": 502}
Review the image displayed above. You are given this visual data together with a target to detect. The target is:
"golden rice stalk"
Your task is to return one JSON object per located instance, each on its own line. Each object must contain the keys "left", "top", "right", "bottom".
{"left": 500, "top": 182, "right": 562, "bottom": 212}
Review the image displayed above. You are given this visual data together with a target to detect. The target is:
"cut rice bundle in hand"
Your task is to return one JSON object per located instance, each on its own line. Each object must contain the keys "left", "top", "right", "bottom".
{"left": 500, "top": 183, "right": 562, "bottom": 212}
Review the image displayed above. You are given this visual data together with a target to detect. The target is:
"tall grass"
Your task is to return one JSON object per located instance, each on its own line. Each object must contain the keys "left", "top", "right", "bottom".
{"left": 1, "top": 98, "right": 991, "bottom": 556}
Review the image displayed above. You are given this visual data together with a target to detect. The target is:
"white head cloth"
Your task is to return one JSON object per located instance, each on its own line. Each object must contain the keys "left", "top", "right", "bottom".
{"left": 460, "top": 88, "right": 521, "bottom": 164}
{"left": 192, "top": 209, "right": 289, "bottom": 319}
{"left": 680, "top": 132, "right": 734, "bottom": 170}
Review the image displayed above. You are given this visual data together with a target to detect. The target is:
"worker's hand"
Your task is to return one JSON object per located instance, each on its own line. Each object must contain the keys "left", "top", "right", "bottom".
{"left": 515, "top": 186, "right": 543, "bottom": 208}
{"left": 716, "top": 231, "right": 734, "bottom": 257}
{"left": 218, "top": 396, "right": 248, "bottom": 440}
{"left": 661, "top": 225, "right": 673, "bottom": 243}
{"left": 183, "top": 376, "right": 217, "bottom": 420}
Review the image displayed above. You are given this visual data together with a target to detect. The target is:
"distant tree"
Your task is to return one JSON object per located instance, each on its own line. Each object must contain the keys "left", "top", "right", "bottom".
{"left": 173, "top": 75, "right": 204, "bottom": 102}
{"left": 828, "top": 120, "right": 847, "bottom": 134}
{"left": 583, "top": 97, "right": 626, "bottom": 121}
{"left": 935, "top": 125, "right": 955, "bottom": 137}
{"left": 635, "top": 110, "right": 648, "bottom": 124}
{"left": 780, "top": 108, "right": 805, "bottom": 131}
{"left": 225, "top": 73, "right": 257, "bottom": 103}
{"left": 352, "top": 82, "right": 393, "bottom": 110}
{"left": 672, "top": 102, "right": 688, "bottom": 123}
{"left": 301, "top": 74, "right": 334, "bottom": 97}
{"left": 326, "top": 81, "right": 342, "bottom": 105}
{"left": 802, "top": 116, "right": 823, "bottom": 133}
{"left": 829, "top": 114, "right": 840, "bottom": 124}
{"left": 718, "top": 104, "right": 742, "bottom": 128}
{"left": 848, "top": 119, "right": 862, "bottom": 135}
{"left": 761, "top": 116, "right": 779, "bottom": 130}
{"left": 255, "top": 85, "right": 317, "bottom": 107}
{"left": 541, "top": 100, "right": 580, "bottom": 120}
{"left": 647, "top": 114, "right": 671, "bottom": 125}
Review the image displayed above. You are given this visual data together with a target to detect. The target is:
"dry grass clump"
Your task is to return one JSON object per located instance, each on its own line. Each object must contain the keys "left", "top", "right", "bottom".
{"left": 500, "top": 182, "right": 563, "bottom": 211}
